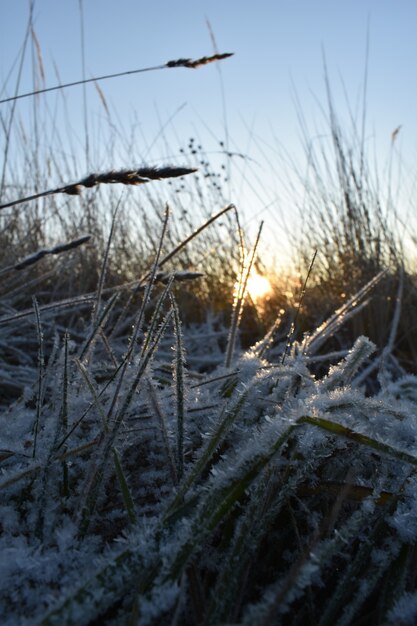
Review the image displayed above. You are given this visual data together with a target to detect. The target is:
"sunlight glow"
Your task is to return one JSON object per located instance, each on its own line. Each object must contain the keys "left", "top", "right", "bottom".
{"left": 246, "top": 272, "right": 273, "bottom": 302}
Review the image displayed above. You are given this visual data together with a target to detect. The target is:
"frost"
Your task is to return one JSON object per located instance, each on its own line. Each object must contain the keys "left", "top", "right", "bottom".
{"left": 389, "top": 495, "right": 417, "bottom": 542}
{"left": 137, "top": 581, "right": 180, "bottom": 625}
{"left": 387, "top": 591, "right": 417, "bottom": 625}
{"left": 4, "top": 297, "right": 417, "bottom": 625}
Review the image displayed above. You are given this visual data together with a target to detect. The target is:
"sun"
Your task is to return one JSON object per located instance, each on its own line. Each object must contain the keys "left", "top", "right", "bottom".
{"left": 246, "top": 271, "right": 273, "bottom": 302}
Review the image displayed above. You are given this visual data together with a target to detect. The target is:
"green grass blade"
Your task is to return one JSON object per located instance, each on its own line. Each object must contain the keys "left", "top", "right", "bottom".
{"left": 299, "top": 415, "right": 417, "bottom": 467}
{"left": 112, "top": 446, "right": 136, "bottom": 524}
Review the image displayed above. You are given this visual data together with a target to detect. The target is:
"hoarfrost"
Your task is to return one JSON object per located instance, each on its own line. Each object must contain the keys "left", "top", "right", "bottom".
{"left": 4, "top": 308, "right": 417, "bottom": 625}
{"left": 387, "top": 591, "right": 417, "bottom": 625}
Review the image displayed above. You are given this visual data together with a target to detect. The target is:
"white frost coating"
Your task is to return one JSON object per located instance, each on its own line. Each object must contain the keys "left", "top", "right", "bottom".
{"left": 4, "top": 310, "right": 417, "bottom": 625}
{"left": 387, "top": 591, "right": 417, "bottom": 625}
{"left": 389, "top": 478, "right": 417, "bottom": 542}
{"left": 137, "top": 581, "right": 180, "bottom": 625}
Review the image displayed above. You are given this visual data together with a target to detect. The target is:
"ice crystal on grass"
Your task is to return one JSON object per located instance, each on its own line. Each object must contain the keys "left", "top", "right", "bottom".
{"left": 136, "top": 581, "right": 181, "bottom": 626}
{"left": 4, "top": 270, "right": 417, "bottom": 625}
{"left": 389, "top": 477, "right": 417, "bottom": 542}
{"left": 388, "top": 591, "right": 417, "bottom": 625}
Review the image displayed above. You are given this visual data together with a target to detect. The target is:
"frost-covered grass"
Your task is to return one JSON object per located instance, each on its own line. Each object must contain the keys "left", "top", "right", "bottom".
{"left": 3, "top": 204, "right": 417, "bottom": 625}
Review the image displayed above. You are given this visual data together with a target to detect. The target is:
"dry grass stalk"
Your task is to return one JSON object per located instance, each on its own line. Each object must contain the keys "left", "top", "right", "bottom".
{"left": 0, "top": 52, "right": 233, "bottom": 105}
{"left": 0, "top": 235, "right": 92, "bottom": 275}
{"left": 63, "top": 166, "right": 198, "bottom": 195}
{"left": 0, "top": 166, "right": 197, "bottom": 209}
{"left": 166, "top": 53, "right": 234, "bottom": 69}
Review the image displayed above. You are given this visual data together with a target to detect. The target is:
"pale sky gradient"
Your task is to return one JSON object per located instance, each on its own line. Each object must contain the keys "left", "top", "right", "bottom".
{"left": 1, "top": 1, "right": 416, "bottom": 264}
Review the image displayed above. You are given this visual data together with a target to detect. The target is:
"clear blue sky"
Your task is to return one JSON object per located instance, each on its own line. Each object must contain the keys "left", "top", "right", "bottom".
{"left": 1, "top": 1, "right": 416, "bottom": 264}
